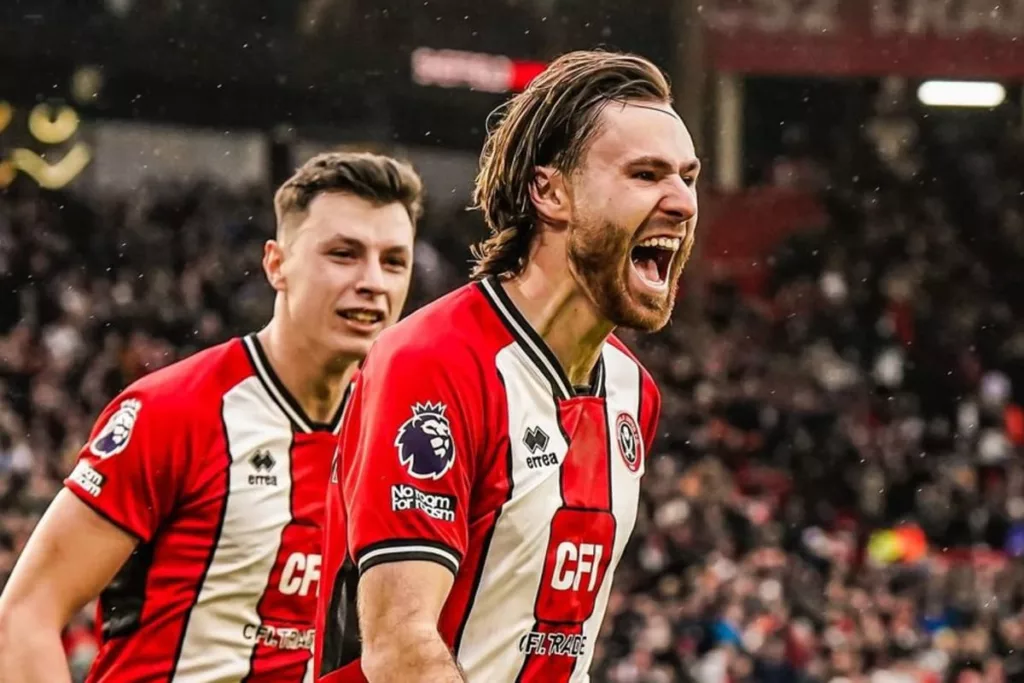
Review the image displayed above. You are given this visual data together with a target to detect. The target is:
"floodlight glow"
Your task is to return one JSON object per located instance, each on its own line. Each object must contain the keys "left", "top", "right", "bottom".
{"left": 917, "top": 80, "right": 1006, "bottom": 108}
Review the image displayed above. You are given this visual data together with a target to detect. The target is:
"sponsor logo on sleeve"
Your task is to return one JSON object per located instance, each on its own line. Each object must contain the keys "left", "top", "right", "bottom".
{"left": 394, "top": 402, "right": 455, "bottom": 480}
{"left": 615, "top": 412, "right": 643, "bottom": 474}
{"left": 69, "top": 461, "right": 106, "bottom": 497}
{"left": 89, "top": 398, "right": 142, "bottom": 459}
{"left": 390, "top": 484, "right": 456, "bottom": 523}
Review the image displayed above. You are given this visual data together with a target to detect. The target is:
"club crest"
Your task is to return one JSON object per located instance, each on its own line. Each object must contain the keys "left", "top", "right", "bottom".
{"left": 395, "top": 402, "right": 455, "bottom": 480}
{"left": 615, "top": 412, "right": 643, "bottom": 474}
{"left": 90, "top": 398, "right": 142, "bottom": 459}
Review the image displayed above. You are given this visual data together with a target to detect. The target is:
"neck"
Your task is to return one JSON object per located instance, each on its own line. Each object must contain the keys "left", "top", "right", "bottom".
{"left": 502, "top": 247, "right": 614, "bottom": 388}
{"left": 255, "top": 320, "right": 358, "bottom": 425}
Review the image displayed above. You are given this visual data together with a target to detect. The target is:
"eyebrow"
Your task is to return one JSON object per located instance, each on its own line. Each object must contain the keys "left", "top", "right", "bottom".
{"left": 627, "top": 155, "right": 701, "bottom": 176}
{"left": 319, "top": 234, "right": 362, "bottom": 249}
{"left": 321, "top": 234, "right": 412, "bottom": 254}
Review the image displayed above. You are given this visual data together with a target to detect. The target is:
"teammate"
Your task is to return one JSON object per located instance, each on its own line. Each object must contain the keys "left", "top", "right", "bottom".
{"left": 315, "top": 50, "right": 699, "bottom": 682}
{"left": 0, "top": 151, "right": 423, "bottom": 682}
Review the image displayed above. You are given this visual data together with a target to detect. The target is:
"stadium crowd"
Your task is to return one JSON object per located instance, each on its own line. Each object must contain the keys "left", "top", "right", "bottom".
{"left": 3, "top": 104, "right": 1024, "bottom": 682}
{"left": 594, "top": 102, "right": 1024, "bottom": 682}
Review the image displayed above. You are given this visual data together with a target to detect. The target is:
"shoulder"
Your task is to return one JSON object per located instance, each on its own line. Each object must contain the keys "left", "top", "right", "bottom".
{"left": 362, "top": 283, "right": 505, "bottom": 386}
{"left": 605, "top": 334, "right": 661, "bottom": 448}
{"left": 101, "top": 337, "right": 252, "bottom": 426}
{"left": 605, "top": 334, "right": 660, "bottom": 400}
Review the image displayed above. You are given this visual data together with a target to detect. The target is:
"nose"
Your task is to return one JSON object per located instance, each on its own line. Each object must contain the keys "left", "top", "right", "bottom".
{"left": 659, "top": 176, "right": 698, "bottom": 223}
{"left": 354, "top": 259, "right": 388, "bottom": 297}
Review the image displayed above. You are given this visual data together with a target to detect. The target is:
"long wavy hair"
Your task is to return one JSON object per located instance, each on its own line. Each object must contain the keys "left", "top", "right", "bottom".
{"left": 469, "top": 50, "right": 672, "bottom": 279}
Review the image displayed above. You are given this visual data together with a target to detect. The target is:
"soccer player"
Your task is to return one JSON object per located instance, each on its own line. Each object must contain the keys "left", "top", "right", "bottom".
{"left": 315, "top": 50, "right": 699, "bottom": 682}
{"left": 0, "top": 151, "right": 423, "bottom": 682}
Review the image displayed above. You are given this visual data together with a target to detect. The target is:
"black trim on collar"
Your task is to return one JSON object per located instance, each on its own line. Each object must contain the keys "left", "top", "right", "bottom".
{"left": 477, "top": 276, "right": 606, "bottom": 400}
{"left": 242, "top": 334, "right": 348, "bottom": 434}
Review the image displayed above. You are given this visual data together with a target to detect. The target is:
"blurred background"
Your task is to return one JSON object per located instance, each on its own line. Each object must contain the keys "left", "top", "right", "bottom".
{"left": 3, "top": 1, "right": 1024, "bottom": 681}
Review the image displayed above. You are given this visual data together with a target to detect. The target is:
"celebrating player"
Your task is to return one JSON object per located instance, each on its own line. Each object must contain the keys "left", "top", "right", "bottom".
{"left": 0, "top": 152, "right": 423, "bottom": 682}
{"left": 316, "top": 50, "right": 699, "bottom": 682}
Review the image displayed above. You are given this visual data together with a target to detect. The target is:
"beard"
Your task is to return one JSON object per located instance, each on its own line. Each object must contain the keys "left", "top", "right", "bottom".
{"left": 566, "top": 214, "right": 691, "bottom": 332}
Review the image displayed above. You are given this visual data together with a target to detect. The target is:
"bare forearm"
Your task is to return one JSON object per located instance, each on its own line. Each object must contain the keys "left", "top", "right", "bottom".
{"left": 363, "top": 626, "right": 464, "bottom": 683}
{"left": 0, "top": 614, "right": 73, "bottom": 683}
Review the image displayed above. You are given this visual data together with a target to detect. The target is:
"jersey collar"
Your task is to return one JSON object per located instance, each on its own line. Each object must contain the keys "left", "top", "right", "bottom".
{"left": 478, "top": 276, "right": 606, "bottom": 401}
{"left": 242, "top": 333, "right": 350, "bottom": 434}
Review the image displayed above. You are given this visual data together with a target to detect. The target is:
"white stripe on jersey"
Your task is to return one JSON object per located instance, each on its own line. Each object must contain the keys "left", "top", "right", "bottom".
{"left": 358, "top": 544, "right": 461, "bottom": 574}
{"left": 173, "top": 376, "right": 295, "bottom": 681}
{"left": 456, "top": 343, "right": 568, "bottom": 679}
{"left": 455, "top": 342, "right": 644, "bottom": 682}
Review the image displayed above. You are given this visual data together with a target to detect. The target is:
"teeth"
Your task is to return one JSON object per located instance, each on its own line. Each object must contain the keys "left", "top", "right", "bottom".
{"left": 636, "top": 236, "right": 681, "bottom": 251}
{"left": 343, "top": 311, "right": 382, "bottom": 323}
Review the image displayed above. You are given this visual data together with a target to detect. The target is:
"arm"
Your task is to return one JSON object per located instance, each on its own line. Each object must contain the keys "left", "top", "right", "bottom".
{"left": 0, "top": 390, "right": 178, "bottom": 683}
{"left": 335, "top": 339, "right": 481, "bottom": 680}
{"left": 0, "top": 490, "right": 137, "bottom": 683}
{"left": 358, "top": 562, "right": 462, "bottom": 683}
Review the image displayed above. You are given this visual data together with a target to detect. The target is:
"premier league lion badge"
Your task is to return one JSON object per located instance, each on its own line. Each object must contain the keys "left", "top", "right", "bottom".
{"left": 89, "top": 398, "right": 142, "bottom": 459}
{"left": 395, "top": 402, "right": 455, "bottom": 480}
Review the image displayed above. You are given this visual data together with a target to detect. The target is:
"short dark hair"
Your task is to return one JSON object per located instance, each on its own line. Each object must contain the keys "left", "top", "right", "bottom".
{"left": 274, "top": 151, "right": 425, "bottom": 235}
{"left": 470, "top": 50, "right": 672, "bottom": 279}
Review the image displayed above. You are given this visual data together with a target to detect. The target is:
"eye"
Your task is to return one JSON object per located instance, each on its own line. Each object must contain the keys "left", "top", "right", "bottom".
{"left": 384, "top": 256, "right": 409, "bottom": 271}
{"left": 329, "top": 249, "right": 356, "bottom": 260}
{"left": 633, "top": 170, "right": 657, "bottom": 182}
{"left": 683, "top": 175, "right": 698, "bottom": 187}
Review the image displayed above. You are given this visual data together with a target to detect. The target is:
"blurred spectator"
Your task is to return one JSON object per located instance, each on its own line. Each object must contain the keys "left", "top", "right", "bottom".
{"left": 4, "top": 100, "right": 1024, "bottom": 681}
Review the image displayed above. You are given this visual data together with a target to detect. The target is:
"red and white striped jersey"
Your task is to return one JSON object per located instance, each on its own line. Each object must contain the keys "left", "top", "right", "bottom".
{"left": 315, "top": 276, "right": 661, "bottom": 683}
{"left": 64, "top": 334, "right": 346, "bottom": 683}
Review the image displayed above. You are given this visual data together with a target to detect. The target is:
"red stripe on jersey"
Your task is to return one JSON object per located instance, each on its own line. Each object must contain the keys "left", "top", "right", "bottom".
{"left": 556, "top": 399, "right": 612, "bottom": 511}
{"left": 84, "top": 396, "right": 235, "bottom": 683}
{"left": 516, "top": 398, "right": 615, "bottom": 682}
{"left": 316, "top": 287, "right": 518, "bottom": 681}
{"left": 446, "top": 456, "right": 515, "bottom": 652}
{"left": 516, "top": 621, "right": 585, "bottom": 682}
{"left": 244, "top": 430, "right": 335, "bottom": 681}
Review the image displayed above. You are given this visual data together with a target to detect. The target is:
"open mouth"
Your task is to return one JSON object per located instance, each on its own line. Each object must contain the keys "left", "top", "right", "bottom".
{"left": 629, "top": 236, "right": 681, "bottom": 289}
{"left": 338, "top": 308, "right": 385, "bottom": 325}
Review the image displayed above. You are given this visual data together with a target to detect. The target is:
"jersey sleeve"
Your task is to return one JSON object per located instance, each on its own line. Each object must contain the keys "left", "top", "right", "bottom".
{"left": 339, "top": 342, "right": 482, "bottom": 579}
{"left": 64, "top": 390, "right": 183, "bottom": 542}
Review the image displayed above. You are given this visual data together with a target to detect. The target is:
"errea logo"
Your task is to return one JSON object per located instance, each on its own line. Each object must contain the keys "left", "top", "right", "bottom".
{"left": 523, "top": 426, "right": 550, "bottom": 453}
{"left": 248, "top": 449, "right": 278, "bottom": 486}
{"left": 523, "top": 425, "right": 558, "bottom": 470}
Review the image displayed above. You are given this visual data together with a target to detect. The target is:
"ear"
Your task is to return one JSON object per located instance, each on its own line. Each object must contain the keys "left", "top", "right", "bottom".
{"left": 263, "top": 239, "right": 287, "bottom": 292}
{"left": 528, "top": 165, "right": 571, "bottom": 227}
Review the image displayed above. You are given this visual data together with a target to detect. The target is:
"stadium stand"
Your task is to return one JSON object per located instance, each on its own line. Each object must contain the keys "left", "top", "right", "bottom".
{"left": 3, "top": 104, "right": 1024, "bottom": 683}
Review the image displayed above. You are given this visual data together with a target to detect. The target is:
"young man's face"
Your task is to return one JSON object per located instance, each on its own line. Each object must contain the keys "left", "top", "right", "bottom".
{"left": 266, "top": 191, "right": 414, "bottom": 361}
{"left": 565, "top": 100, "right": 699, "bottom": 332}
